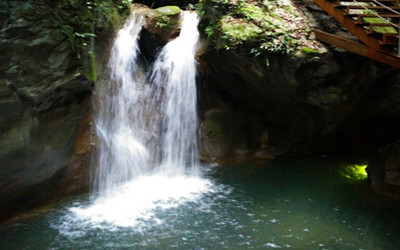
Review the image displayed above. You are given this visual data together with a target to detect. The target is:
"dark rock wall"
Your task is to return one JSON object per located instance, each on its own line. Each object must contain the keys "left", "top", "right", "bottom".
{"left": 0, "top": 0, "right": 128, "bottom": 220}
{"left": 198, "top": 51, "right": 352, "bottom": 160}
{"left": 368, "top": 140, "right": 400, "bottom": 194}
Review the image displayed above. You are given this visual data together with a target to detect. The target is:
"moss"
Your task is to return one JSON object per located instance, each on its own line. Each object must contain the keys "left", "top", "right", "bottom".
{"left": 155, "top": 6, "right": 181, "bottom": 16}
{"left": 362, "top": 17, "right": 397, "bottom": 34}
{"left": 221, "top": 16, "right": 263, "bottom": 45}
{"left": 301, "top": 47, "right": 319, "bottom": 54}
{"left": 198, "top": 0, "right": 303, "bottom": 55}
{"left": 237, "top": 3, "right": 265, "bottom": 23}
{"left": 87, "top": 52, "right": 97, "bottom": 82}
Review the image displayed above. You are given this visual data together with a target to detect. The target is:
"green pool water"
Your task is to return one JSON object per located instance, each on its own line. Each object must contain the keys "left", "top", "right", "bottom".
{"left": 1, "top": 159, "right": 399, "bottom": 249}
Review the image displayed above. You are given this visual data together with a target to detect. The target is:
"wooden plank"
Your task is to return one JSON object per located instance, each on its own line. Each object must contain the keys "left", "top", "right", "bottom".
{"left": 368, "top": 23, "right": 398, "bottom": 34}
{"left": 383, "top": 33, "right": 399, "bottom": 43}
{"left": 355, "top": 14, "right": 400, "bottom": 18}
{"left": 358, "top": 22, "right": 395, "bottom": 26}
{"left": 339, "top": 6, "right": 400, "bottom": 10}
{"left": 314, "top": 29, "right": 370, "bottom": 54}
{"left": 337, "top": 0, "right": 397, "bottom": 4}
{"left": 314, "top": 29, "right": 400, "bottom": 69}
{"left": 338, "top": 0, "right": 396, "bottom": 2}
{"left": 357, "top": 22, "right": 397, "bottom": 26}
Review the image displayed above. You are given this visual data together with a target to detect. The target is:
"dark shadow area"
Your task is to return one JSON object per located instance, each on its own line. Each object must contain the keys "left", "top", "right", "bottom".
{"left": 133, "top": 0, "right": 197, "bottom": 8}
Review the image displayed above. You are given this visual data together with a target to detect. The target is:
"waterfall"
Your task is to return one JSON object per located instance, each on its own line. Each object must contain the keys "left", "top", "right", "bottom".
{"left": 96, "top": 11, "right": 200, "bottom": 191}
{"left": 150, "top": 12, "right": 200, "bottom": 175}
{"left": 94, "top": 13, "right": 150, "bottom": 193}
{"left": 70, "top": 11, "right": 211, "bottom": 227}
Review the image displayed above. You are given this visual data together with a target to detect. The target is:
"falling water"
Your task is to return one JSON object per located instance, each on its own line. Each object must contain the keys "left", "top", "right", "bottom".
{"left": 150, "top": 12, "right": 200, "bottom": 175}
{"left": 94, "top": 13, "right": 149, "bottom": 193}
{"left": 69, "top": 11, "right": 212, "bottom": 227}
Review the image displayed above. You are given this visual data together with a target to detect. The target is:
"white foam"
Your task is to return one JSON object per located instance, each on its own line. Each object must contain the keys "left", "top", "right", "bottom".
{"left": 70, "top": 174, "right": 212, "bottom": 228}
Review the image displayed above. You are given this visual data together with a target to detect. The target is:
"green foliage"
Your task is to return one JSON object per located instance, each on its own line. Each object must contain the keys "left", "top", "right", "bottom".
{"left": 198, "top": 0, "right": 300, "bottom": 55}
{"left": 43, "top": 0, "right": 130, "bottom": 53}
{"left": 186, "top": 3, "right": 199, "bottom": 10}
{"left": 237, "top": 3, "right": 265, "bottom": 23}
{"left": 204, "top": 25, "right": 215, "bottom": 38}
{"left": 2, "top": 0, "right": 131, "bottom": 83}
{"left": 221, "top": 17, "right": 263, "bottom": 44}
{"left": 198, "top": 0, "right": 241, "bottom": 47}
{"left": 155, "top": 14, "right": 171, "bottom": 28}
{"left": 41, "top": 0, "right": 131, "bottom": 80}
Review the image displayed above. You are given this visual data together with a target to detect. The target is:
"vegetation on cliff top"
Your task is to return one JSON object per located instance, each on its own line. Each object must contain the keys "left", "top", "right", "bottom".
{"left": 0, "top": 0, "right": 132, "bottom": 109}
{"left": 1, "top": 0, "right": 131, "bottom": 82}
{"left": 197, "top": 0, "right": 324, "bottom": 57}
{"left": 45, "top": 0, "right": 131, "bottom": 81}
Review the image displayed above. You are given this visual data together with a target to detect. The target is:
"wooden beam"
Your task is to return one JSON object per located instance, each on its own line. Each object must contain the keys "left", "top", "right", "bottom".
{"left": 340, "top": 6, "right": 400, "bottom": 11}
{"left": 314, "top": 29, "right": 400, "bottom": 69}
{"left": 338, "top": 0, "right": 397, "bottom": 2}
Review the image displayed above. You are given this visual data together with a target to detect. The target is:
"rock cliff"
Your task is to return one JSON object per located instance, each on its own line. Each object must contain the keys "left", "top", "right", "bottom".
{"left": 0, "top": 0, "right": 130, "bottom": 219}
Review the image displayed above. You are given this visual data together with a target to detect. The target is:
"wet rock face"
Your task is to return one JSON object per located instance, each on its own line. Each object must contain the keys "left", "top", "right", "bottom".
{"left": 198, "top": 101, "right": 274, "bottom": 161}
{"left": 197, "top": 51, "right": 331, "bottom": 160}
{"left": 0, "top": 0, "right": 121, "bottom": 219}
{"left": 368, "top": 141, "right": 400, "bottom": 194}
{"left": 197, "top": 48, "right": 400, "bottom": 161}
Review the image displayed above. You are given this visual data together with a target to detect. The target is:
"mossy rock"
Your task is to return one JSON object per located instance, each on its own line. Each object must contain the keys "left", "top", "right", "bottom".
{"left": 221, "top": 17, "right": 263, "bottom": 45}
{"left": 139, "top": 4, "right": 182, "bottom": 42}
{"left": 155, "top": 6, "right": 181, "bottom": 16}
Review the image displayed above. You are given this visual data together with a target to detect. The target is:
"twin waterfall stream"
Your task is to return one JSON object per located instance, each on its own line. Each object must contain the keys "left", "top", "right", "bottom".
{"left": 71, "top": 11, "right": 212, "bottom": 227}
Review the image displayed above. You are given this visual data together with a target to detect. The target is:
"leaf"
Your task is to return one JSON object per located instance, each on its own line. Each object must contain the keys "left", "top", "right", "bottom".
{"left": 74, "top": 32, "right": 96, "bottom": 38}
